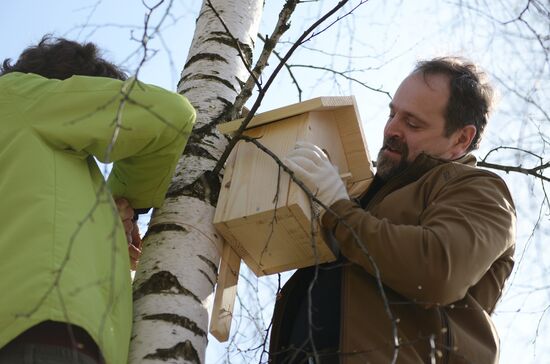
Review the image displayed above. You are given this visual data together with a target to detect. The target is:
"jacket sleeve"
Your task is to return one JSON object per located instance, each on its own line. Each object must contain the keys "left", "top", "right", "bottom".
{"left": 25, "top": 74, "right": 196, "bottom": 209}
{"left": 322, "top": 171, "right": 516, "bottom": 306}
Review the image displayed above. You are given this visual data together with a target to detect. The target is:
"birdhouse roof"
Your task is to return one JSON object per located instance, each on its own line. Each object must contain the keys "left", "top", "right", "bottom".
{"left": 217, "top": 96, "right": 360, "bottom": 134}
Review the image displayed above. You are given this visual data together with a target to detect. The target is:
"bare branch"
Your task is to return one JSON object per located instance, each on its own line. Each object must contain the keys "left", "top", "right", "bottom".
{"left": 212, "top": 0, "right": 361, "bottom": 177}
{"left": 479, "top": 146, "right": 550, "bottom": 182}
{"left": 258, "top": 33, "right": 303, "bottom": 101}
{"left": 478, "top": 160, "right": 550, "bottom": 182}
{"left": 289, "top": 63, "right": 392, "bottom": 98}
{"left": 233, "top": 0, "right": 301, "bottom": 113}
{"left": 300, "top": 1, "right": 368, "bottom": 45}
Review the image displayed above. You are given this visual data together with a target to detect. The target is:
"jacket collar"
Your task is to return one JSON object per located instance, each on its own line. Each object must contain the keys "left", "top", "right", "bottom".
{"left": 363, "top": 153, "right": 477, "bottom": 209}
{"left": 393, "top": 152, "right": 476, "bottom": 183}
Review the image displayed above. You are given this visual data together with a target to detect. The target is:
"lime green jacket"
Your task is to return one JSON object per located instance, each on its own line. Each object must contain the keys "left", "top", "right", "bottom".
{"left": 0, "top": 72, "right": 195, "bottom": 363}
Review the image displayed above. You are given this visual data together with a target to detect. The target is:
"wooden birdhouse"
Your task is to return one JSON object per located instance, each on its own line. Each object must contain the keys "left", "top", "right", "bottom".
{"left": 209, "top": 96, "right": 373, "bottom": 342}
{"left": 214, "top": 96, "right": 373, "bottom": 276}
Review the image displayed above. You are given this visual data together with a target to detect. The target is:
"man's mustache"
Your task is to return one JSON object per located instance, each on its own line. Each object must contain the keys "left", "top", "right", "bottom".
{"left": 382, "top": 137, "right": 407, "bottom": 154}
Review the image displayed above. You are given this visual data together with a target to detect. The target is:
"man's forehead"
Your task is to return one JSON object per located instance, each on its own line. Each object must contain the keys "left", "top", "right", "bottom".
{"left": 389, "top": 71, "right": 450, "bottom": 126}
{"left": 408, "top": 71, "right": 450, "bottom": 91}
{"left": 394, "top": 72, "right": 450, "bottom": 103}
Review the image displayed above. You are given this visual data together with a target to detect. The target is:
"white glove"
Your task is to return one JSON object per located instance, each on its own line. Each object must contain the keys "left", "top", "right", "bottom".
{"left": 284, "top": 141, "right": 349, "bottom": 215}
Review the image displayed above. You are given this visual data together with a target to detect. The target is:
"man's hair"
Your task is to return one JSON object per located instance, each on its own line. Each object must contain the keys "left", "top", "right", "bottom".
{"left": 413, "top": 57, "right": 494, "bottom": 151}
{"left": 1, "top": 35, "right": 127, "bottom": 81}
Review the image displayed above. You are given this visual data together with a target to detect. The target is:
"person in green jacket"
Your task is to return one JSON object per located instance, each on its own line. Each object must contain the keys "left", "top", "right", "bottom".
{"left": 0, "top": 36, "right": 196, "bottom": 363}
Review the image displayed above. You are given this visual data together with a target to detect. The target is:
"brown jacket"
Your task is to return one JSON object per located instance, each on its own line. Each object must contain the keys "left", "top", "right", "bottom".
{"left": 272, "top": 154, "right": 516, "bottom": 363}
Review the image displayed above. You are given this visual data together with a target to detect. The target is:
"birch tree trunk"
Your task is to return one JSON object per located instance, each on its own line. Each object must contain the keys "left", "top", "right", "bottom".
{"left": 130, "top": 1, "right": 263, "bottom": 363}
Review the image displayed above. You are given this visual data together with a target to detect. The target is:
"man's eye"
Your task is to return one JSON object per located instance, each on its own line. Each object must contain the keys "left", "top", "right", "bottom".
{"left": 407, "top": 121, "right": 419, "bottom": 129}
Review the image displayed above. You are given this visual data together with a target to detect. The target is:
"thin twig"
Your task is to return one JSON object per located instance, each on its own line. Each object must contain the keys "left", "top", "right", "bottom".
{"left": 258, "top": 33, "right": 303, "bottom": 101}
{"left": 233, "top": 0, "right": 302, "bottom": 113}
{"left": 290, "top": 63, "right": 392, "bottom": 98}
{"left": 212, "top": 0, "right": 356, "bottom": 177}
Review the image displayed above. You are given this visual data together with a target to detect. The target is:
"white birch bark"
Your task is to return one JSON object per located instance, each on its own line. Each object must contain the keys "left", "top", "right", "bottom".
{"left": 130, "top": 1, "right": 263, "bottom": 363}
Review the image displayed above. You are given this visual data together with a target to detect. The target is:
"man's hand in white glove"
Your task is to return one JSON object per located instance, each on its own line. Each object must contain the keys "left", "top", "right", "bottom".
{"left": 284, "top": 141, "right": 349, "bottom": 217}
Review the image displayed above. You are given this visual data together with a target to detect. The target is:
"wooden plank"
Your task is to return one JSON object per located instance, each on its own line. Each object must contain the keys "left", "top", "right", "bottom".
{"left": 287, "top": 110, "right": 348, "bottom": 223}
{"left": 287, "top": 202, "right": 336, "bottom": 265}
{"left": 225, "top": 207, "right": 312, "bottom": 276}
{"left": 307, "top": 110, "right": 349, "bottom": 172}
{"left": 213, "top": 221, "right": 252, "bottom": 265}
{"left": 333, "top": 105, "right": 374, "bottom": 183}
{"left": 213, "top": 142, "right": 239, "bottom": 224}
{"left": 209, "top": 242, "right": 241, "bottom": 342}
{"left": 217, "top": 114, "right": 306, "bottom": 223}
{"left": 217, "top": 96, "right": 357, "bottom": 134}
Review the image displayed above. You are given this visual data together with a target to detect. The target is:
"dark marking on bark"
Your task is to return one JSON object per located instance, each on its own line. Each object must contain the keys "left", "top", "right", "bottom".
{"left": 157, "top": 93, "right": 235, "bottom": 202}
{"left": 179, "top": 87, "right": 196, "bottom": 95}
{"left": 166, "top": 175, "right": 206, "bottom": 202}
{"left": 198, "top": 254, "right": 218, "bottom": 277}
{"left": 216, "top": 96, "right": 233, "bottom": 109}
{"left": 144, "top": 340, "right": 200, "bottom": 364}
{"left": 199, "top": 269, "right": 215, "bottom": 289}
{"left": 184, "top": 52, "right": 229, "bottom": 69}
{"left": 144, "top": 223, "right": 187, "bottom": 239}
{"left": 181, "top": 142, "right": 218, "bottom": 162}
{"left": 133, "top": 271, "right": 201, "bottom": 304}
{"left": 204, "top": 34, "right": 253, "bottom": 65}
{"left": 208, "top": 169, "right": 223, "bottom": 205}
{"left": 143, "top": 313, "right": 207, "bottom": 338}
{"left": 180, "top": 86, "right": 238, "bottom": 135}
{"left": 178, "top": 73, "right": 191, "bottom": 89}
{"left": 166, "top": 170, "right": 221, "bottom": 207}
{"left": 179, "top": 73, "right": 236, "bottom": 92}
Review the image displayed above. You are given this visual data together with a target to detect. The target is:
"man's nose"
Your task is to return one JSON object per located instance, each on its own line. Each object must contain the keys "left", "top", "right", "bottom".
{"left": 384, "top": 114, "right": 403, "bottom": 138}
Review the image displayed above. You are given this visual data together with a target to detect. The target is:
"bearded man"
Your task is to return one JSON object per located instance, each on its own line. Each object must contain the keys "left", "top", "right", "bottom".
{"left": 270, "top": 57, "right": 516, "bottom": 364}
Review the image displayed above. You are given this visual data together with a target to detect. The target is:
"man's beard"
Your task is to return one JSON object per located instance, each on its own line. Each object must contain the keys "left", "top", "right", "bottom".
{"left": 376, "top": 136, "right": 410, "bottom": 181}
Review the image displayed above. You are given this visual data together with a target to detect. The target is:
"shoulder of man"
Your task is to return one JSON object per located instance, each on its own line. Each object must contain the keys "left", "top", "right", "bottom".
{"left": 422, "top": 155, "right": 516, "bottom": 211}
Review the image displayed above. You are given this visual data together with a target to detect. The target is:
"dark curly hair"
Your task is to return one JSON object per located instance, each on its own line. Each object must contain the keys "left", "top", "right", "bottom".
{"left": 1, "top": 35, "right": 127, "bottom": 81}
{"left": 414, "top": 57, "right": 494, "bottom": 152}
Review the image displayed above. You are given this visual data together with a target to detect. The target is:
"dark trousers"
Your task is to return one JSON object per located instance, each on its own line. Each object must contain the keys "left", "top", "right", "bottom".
{"left": 0, "top": 343, "right": 98, "bottom": 364}
{"left": 0, "top": 321, "right": 103, "bottom": 364}
{"left": 270, "top": 264, "right": 342, "bottom": 364}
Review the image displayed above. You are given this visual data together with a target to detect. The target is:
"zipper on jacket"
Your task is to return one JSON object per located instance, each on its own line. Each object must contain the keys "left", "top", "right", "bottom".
{"left": 438, "top": 307, "right": 453, "bottom": 364}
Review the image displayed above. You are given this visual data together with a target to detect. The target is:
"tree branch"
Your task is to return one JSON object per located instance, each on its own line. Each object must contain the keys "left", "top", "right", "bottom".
{"left": 290, "top": 63, "right": 392, "bottom": 98}
{"left": 232, "top": 0, "right": 301, "bottom": 113}
{"left": 212, "top": 0, "right": 359, "bottom": 177}
{"left": 479, "top": 146, "right": 549, "bottom": 182}
{"left": 258, "top": 33, "right": 303, "bottom": 102}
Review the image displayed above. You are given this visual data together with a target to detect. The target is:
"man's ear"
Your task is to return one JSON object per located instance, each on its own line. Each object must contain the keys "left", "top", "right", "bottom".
{"left": 451, "top": 125, "right": 476, "bottom": 158}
